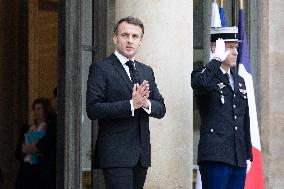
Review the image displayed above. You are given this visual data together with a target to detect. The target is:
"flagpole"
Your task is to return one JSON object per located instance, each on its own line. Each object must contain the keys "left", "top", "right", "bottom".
{"left": 240, "top": 0, "right": 243, "bottom": 10}
{"left": 220, "top": 0, "right": 224, "bottom": 8}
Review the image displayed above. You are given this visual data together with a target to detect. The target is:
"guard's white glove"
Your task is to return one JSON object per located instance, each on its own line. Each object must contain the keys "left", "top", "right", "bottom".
{"left": 246, "top": 160, "right": 252, "bottom": 174}
{"left": 212, "top": 38, "right": 230, "bottom": 62}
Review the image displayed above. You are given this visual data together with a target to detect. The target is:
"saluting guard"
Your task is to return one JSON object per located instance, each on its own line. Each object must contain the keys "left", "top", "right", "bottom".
{"left": 191, "top": 26, "right": 253, "bottom": 189}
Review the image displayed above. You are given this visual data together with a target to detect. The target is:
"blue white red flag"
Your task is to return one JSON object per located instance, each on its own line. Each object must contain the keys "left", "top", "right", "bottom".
{"left": 237, "top": 8, "right": 265, "bottom": 189}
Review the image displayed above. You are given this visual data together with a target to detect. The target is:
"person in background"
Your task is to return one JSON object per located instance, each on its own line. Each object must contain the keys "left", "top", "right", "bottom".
{"left": 35, "top": 88, "right": 57, "bottom": 189}
{"left": 15, "top": 97, "right": 51, "bottom": 189}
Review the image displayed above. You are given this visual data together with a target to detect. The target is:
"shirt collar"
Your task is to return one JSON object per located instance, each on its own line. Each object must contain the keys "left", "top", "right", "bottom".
{"left": 114, "top": 50, "right": 135, "bottom": 66}
{"left": 220, "top": 67, "right": 231, "bottom": 75}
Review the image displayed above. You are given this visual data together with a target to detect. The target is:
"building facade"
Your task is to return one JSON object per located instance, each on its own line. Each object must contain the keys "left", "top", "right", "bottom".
{"left": 0, "top": 0, "right": 283, "bottom": 188}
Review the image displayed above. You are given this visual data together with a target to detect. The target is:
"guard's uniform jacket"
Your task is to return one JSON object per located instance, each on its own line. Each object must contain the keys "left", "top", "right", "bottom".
{"left": 191, "top": 59, "right": 253, "bottom": 167}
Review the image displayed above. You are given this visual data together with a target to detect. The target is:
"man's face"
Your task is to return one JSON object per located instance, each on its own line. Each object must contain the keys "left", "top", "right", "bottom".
{"left": 113, "top": 21, "right": 143, "bottom": 59}
{"left": 224, "top": 41, "right": 238, "bottom": 67}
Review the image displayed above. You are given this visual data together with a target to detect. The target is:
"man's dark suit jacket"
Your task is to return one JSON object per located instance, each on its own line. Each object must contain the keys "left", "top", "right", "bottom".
{"left": 191, "top": 59, "right": 252, "bottom": 167}
{"left": 86, "top": 53, "right": 166, "bottom": 169}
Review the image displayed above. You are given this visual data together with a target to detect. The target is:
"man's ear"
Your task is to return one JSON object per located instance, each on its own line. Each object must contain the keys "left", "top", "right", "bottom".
{"left": 211, "top": 46, "right": 215, "bottom": 53}
{"left": 138, "top": 37, "right": 143, "bottom": 47}
{"left": 211, "top": 42, "right": 216, "bottom": 53}
{"left": 113, "top": 35, "right": 117, "bottom": 44}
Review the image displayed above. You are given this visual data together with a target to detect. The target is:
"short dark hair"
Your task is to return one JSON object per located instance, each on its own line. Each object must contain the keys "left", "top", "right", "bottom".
{"left": 32, "top": 97, "right": 52, "bottom": 120}
{"left": 113, "top": 16, "right": 144, "bottom": 37}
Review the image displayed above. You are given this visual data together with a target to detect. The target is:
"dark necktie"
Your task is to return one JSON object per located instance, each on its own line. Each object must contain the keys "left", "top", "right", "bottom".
{"left": 126, "top": 60, "right": 139, "bottom": 84}
{"left": 225, "top": 72, "right": 234, "bottom": 89}
{"left": 224, "top": 73, "right": 230, "bottom": 82}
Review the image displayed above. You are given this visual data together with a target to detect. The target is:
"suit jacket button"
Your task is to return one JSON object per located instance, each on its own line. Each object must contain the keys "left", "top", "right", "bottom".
{"left": 210, "top": 129, "right": 214, "bottom": 133}
{"left": 234, "top": 115, "right": 237, "bottom": 119}
{"left": 233, "top": 105, "right": 236, "bottom": 108}
{"left": 235, "top": 127, "right": 238, "bottom": 130}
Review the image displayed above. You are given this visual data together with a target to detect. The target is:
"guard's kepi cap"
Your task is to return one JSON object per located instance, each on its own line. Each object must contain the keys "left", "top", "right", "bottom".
{"left": 210, "top": 26, "right": 239, "bottom": 42}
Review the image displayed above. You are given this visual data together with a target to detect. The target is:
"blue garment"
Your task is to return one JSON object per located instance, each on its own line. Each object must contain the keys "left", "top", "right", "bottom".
{"left": 25, "top": 130, "right": 45, "bottom": 164}
{"left": 199, "top": 161, "right": 246, "bottom": 189}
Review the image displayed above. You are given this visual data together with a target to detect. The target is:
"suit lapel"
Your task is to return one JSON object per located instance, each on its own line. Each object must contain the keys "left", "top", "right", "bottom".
{"left": 110, "top": 54, "right": 133, "bottom": 93}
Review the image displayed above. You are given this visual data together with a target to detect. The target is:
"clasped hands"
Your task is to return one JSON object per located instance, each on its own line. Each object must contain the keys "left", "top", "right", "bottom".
{"left": 132, "top": 80, "right": 150, "bottom": 110}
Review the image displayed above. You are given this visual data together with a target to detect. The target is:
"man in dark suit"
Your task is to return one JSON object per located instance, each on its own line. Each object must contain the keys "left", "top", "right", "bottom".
{"left": 191, "top": 27, "right": 252, "bottom": 189}
{"left": 86, "top": 16, "right": 166, "bottom": 189}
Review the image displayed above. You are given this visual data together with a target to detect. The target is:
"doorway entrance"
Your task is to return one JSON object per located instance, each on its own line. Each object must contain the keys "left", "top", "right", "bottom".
{"left": 0, "top": 0, "right": 109, "bottom": 188}
{"left": 0, "top": 1, "right": 58, "bottom": 189}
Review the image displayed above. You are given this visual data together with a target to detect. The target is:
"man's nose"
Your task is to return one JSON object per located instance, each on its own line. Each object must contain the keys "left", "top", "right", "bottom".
{"left": 127, "top": 36, "right": 134, "bottom": 43}
{"left": 232, "top": 48, "right": 238, "bottom": 55}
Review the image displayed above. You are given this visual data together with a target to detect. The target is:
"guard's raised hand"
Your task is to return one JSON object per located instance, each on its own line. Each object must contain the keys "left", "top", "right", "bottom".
{"left": 212, "top": 38, "right": 229, "bottom": 62}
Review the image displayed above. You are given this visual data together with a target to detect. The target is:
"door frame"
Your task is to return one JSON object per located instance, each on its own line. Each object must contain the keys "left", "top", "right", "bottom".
{"left": 58, "top": 0, "right": 109, "bottom": 188}
{"left": 58, "top": 0, "right": 82, "bottom": 188}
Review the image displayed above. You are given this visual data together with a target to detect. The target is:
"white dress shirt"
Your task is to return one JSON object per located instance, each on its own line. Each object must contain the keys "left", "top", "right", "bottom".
{"left": 114, "top": 51, "right": 151, "bottom": 116}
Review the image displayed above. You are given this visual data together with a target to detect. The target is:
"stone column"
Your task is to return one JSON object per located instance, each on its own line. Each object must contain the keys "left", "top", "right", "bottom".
{"left": 261, "top": 0, "right": 284, "bottom": 188}
{"left": 114, "top": 1, "right": 193, "bottom": 188}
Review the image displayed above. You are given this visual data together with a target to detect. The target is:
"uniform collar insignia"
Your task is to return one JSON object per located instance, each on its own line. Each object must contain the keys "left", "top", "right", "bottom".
{"left": 217, "top": 82, "right": 226, "bottom": 89}
{"left": 239, "top": 83, "right": 242, "bottom": 87}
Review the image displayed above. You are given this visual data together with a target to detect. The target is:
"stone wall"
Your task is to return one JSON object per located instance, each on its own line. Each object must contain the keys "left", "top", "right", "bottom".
{"left": 261, "top": 0, "right": 284, "bottom": 188}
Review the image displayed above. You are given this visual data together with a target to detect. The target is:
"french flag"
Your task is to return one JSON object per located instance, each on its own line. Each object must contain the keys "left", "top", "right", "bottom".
{"left": 237, "top": 7, "right": 265, "bottom": 189}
